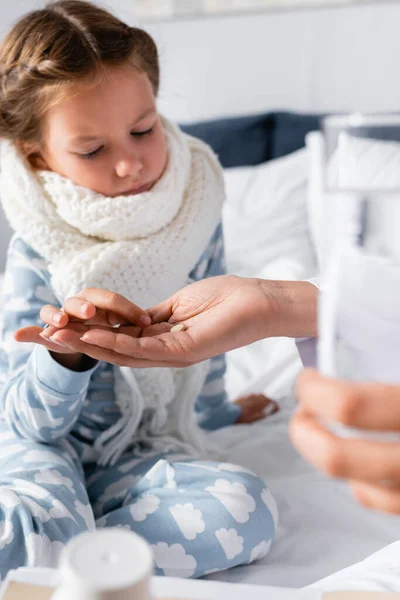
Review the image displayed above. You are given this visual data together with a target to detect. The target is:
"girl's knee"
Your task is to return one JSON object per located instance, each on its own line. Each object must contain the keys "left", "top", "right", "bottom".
{"left": 203, "top": 471, "right": 277, "bottom": 570}
{"left": 0, "top": 486, "right": 92, "bottom": 578}
{"left": 96, "top": 460, "right": 278, "bottom": 579}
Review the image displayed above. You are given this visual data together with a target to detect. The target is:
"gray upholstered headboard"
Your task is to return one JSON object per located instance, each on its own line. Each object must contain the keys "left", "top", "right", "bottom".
{"left": 181, "top": 111, "right": 320, "bottom": 168}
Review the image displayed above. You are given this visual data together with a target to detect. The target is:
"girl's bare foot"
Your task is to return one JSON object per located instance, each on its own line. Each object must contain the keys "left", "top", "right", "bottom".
{"left": 234, "top": 394, "right": 279, "bottom": 424}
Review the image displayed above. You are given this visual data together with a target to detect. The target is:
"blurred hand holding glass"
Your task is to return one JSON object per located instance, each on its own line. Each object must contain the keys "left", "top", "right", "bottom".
{"left": 310, "top": 114, "right": 400, "bottom": 439}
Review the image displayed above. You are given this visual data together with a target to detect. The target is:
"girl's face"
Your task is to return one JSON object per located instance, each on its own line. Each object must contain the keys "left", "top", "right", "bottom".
{"left": 37, "top": 65, "right": 167, "bottom": 197}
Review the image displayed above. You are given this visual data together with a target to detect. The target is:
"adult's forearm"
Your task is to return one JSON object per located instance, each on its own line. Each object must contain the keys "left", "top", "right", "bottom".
{"left": 257, "top": 279, "right": 318, "bottom": 339}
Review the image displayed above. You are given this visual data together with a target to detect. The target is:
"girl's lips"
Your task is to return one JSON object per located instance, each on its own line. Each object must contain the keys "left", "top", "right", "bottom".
{"left": 121, "top": 181, "right": 153, "bottom": 195}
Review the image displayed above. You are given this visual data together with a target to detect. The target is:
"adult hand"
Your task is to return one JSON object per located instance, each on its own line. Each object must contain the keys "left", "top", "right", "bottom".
{"left": 73, "top": 276, "right": 317, "bottom": 368}
{"left": 290, "top": 369, "right": 400, "bottom": 515}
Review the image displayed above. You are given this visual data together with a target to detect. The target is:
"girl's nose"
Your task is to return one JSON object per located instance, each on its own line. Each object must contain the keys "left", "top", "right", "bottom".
{"left": 115, "top": 156, "right": 143, "bottom": 179}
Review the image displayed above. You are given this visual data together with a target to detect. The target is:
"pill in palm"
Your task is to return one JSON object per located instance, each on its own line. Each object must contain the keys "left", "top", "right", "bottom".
{"left": 171, "top": 323, "right": 186, "bottom": 332}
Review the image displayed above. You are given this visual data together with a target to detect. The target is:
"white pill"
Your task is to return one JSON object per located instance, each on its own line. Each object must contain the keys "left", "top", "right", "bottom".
{"left": 171, "top": 323, "right": 186, "bottom": 332}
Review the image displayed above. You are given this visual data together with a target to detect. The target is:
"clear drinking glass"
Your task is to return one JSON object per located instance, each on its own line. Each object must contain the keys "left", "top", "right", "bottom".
{"left": 317, "top": 114, "right": 400, "bottom": 386}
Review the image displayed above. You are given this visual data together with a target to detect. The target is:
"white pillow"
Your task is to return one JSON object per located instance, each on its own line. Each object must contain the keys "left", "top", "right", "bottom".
{"left": 337, "top": 133, "right": 400, "bottom": 190}
{"left": 223, "top": 148, "right": 317, "bottom": 283}
{"left": 222, "top": 150, "right": 316, "bottom": 399}
{"left": 306, "top": 131, "right": 400, "bottom": 270}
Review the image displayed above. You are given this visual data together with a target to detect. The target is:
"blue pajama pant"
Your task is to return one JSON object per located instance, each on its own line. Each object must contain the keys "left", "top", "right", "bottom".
{"left": 0, "top": 420, "right": 277, "bottom": 580}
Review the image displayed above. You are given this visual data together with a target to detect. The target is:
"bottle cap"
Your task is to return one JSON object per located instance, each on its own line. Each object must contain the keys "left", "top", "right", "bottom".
{"left": 54, "top": 528, "right": 153, "bottom": 600}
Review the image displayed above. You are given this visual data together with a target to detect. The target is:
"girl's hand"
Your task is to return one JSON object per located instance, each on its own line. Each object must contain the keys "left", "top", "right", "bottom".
{"left": 14, "top": 321, "right": 97, "bottom": 371}
{"left": 39, "top": 288, "right": 151, "bottom": 330}
{"left": 290, "top": 369, "right": 400, "bottom": 515}
{"left": 15, "top": 288, "right": 151, "bottom": 359}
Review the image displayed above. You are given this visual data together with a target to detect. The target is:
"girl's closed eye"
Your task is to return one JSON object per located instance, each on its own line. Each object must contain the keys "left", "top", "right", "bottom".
{"left": 78, "top": 128, "right": 153, "bottom": 159}
{"left": 131, "top": 127, "right": 153, "bottom": 138}
{"left": 78, "top": 146, "right": 104, "bottom": 160}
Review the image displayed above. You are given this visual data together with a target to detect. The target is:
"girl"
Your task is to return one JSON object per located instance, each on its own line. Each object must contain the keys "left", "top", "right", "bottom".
{"left": 0, "top": 0, "right": 277, "bottom": 579}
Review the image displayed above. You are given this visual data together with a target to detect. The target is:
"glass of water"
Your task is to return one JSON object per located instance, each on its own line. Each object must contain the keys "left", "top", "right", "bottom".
{"left": 316, "top": 113, "right": 400, "bottom": 386}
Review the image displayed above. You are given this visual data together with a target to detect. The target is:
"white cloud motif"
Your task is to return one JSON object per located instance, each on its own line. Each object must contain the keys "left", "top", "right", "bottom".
{"left": 130, "top": 494, "right": 160, "bottom": 522}
{"left": 10, "top": 478, "right": 49, "bottom": 500}
{"left": 35, "top": 470, "right": 75, "bottom": 493}
{"left": 22, "top": 450, "right": 71, "bottom": 469}
{"left": 25, "top": 533, "right": 64, "bottom": 568}
{"left": 249, "top": 540, "right": 272, "bottom": 564}
{"left": 48, "top": 499, "right": 77, "bottom": 522}
{"left": 0, "top": 520, "right": 14, "bottom": 550}
{"left": 74, "top": 500, "right": 95, "bottom": 529}
{"left": 38, "top": 389, "right": 66, "bottom": 407}
{"left": 3, "top": 296, "right": 31, "bottom": 313}
{"left": 261, "top": 488, "right": 279, "bottom": 528}
{"left": 151, "top": 542, "right": 197, "bottom": 578}
{"left": 206, "top": 479, "right": 256, "bottom": 523}
{"left": 6, "top": 467, "right": 25, "bottom": 475}
{"left": 0, "top": 489, "right": 20, "bottom": 509}
{"left": 27, "top": 408, "right": 64, "bottom": 430}
{"left": 215, "top": 528, "right": 243, "bottom": 560}
{"left": 169, "top": 503, "right": 205, "bottom": 540}
{"left": 0, "top": 444, "right": 26, "bottom": 462}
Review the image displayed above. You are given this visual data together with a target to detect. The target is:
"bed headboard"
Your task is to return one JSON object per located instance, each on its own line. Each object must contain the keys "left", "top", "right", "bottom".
{"left": 181, "top": 111, "right": 320, "bottom": 167}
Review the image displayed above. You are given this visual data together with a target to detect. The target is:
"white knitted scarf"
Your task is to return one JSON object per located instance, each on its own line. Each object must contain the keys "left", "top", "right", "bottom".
{"left": 0, "top": 118, "right": 224, "bottom": 465}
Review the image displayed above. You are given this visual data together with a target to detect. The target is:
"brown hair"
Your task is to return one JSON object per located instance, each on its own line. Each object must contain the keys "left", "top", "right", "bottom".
{"left": 0, "top": 0, "right": 159, "bottom": 153}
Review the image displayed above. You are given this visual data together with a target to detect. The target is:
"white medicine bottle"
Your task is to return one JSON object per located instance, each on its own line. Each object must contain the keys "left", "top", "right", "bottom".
{"left": 51, "top": 528, "right": 153, "bottom": 600}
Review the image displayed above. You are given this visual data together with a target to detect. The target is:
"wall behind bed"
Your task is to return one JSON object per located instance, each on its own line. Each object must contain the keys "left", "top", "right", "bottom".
{"left": 1, "top": 1, "right": 399, "bottom": 122}
{"left": 0, "top": 1, "right": 398, "bottom": 267}
{"left": 140, "top": 1, "right": 400, "bottom": 122}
